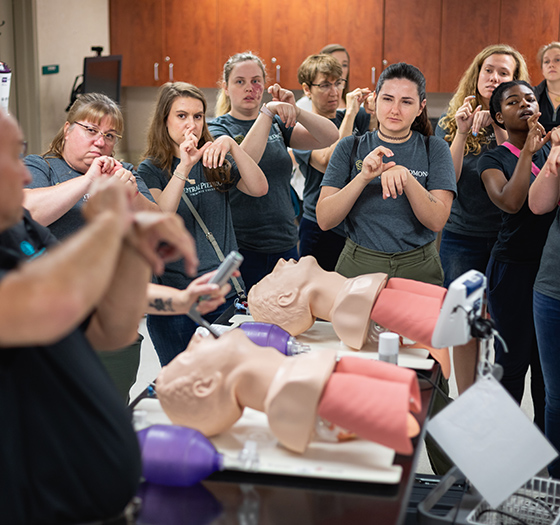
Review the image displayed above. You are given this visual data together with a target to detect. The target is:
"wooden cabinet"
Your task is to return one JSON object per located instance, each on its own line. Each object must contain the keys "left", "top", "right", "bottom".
{"left": 110, "top": 1, "right": 560, "bottom": 92}
{"left": 110, "top": 0, "right": 219, "bottom": 87}
{"left": 499, "top": 0, "right": 560, "bottom": 85}
{"left": 383, "top": 0, "right": 443, "bottom": 92}
{"left": 326, "top": 0, "right": 384, "bottom": 90}
{"left": 109, "top": 0, "right": 164, "bottom": 87}
{"left": 439, "top": 0, "right": 501, "bottom": 93}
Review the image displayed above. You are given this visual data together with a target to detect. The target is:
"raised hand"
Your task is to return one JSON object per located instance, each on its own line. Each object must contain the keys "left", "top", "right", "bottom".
{"left": 267, "top": 101, "right": 298, "bottom": 128}
{"left": 360, "top": 146, "right": 396, "bottom": 182}
{"left": 525, "top": 112, "right": 550, "bottom": 154}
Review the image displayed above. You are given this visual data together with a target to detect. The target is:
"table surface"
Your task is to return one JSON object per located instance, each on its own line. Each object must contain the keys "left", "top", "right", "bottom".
{"left": 134, "top": 309, "right": 441, "bottom": 525}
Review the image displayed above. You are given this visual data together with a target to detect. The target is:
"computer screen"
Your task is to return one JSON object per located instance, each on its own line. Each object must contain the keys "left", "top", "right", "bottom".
{"left": 82, "top": 55, "right": 122, "bottom": 104}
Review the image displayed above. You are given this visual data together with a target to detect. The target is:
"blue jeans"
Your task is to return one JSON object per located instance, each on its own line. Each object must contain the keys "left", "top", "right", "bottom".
{"left": 299, "top": 217, "right": 346, "bottom": 272}
{"left": 439, "top": 230, "right": 496, "bottom": 288}
{"left": 533, "top": 289, "right": 560, "bottom": 477}
{"left": 486, "top": 257, "right": 545, "bottom": 430}
{"left": 239, "top": 246, "right": 299, "bottom": 292}
{"left": 147, "top": 297, "right": 234, "bottom": 366}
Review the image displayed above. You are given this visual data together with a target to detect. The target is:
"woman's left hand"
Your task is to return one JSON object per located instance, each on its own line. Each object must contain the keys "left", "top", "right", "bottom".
{"left": 380, "top": 165, "right": 410, "bottom": 199}
{"left": 525, "top": 112, "right": 550, "bottom": 154}
{"left": 268, "top": 83, "right": 296, "bottom": 107}
{"left": 202, "top": 135, "right": 232, "bottom": 169}
{"left": 109, "top": 167, "right": 139, "bottom": 194}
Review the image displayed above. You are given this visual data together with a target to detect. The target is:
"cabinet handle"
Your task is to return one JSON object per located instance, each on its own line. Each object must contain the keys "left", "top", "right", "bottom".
{"left": 371, "top": 67, "right": 376, "bottom": 85}
{"left": 382, "top": 59, "right": 388, "bottom": 69}
{"left": 276, "top": 65, "right": 281, "bottom": 83}
{"left": 154, "top": 63, "right": 159, "bottom": 81}
{"left": 169, "top": 63, "right": 174, "bottom": 82}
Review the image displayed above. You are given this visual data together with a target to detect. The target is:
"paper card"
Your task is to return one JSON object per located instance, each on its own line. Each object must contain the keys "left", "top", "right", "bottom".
{"left": 427, "top": 374, "right": 558, "bottom": 508}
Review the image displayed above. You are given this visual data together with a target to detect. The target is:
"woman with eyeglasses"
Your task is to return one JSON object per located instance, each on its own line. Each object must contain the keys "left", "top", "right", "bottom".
{"left": 209, "top": 51, "right": 338, "bottom": 291}
{"left": 292, "top": 53, "right": 375, "bottom": 271}
{"left": 23, "top": 93, "right": 157, "bottom": 240}
{"left": 22, "top": 93, "right": 164, "bottom": 402}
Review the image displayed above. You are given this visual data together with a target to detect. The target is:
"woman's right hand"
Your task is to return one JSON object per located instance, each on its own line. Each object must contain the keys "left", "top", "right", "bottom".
{"left": 524, "top": 112, "right": 550, "bottom": 154}
{"left": 454, "top": 95, "right": 480, "bottom": 135}
{"left": 266, "top": 101, "right": 298, "bottom": 128}
{"left": 360, "top": 146, "right": 396, "bottom": 182}
{"left": 177, "top": 131, "right": 211, "bottom": 171}
{"left": 85, "top": 155, "right": 120, "bottom": 183}
{"left": 346, "top": 87, "right": 372, "bottom": 115}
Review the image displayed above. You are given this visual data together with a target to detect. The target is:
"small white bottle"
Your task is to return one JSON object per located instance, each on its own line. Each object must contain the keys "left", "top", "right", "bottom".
{"left": 378, "top": 332, "right": 399, "bottom": 365}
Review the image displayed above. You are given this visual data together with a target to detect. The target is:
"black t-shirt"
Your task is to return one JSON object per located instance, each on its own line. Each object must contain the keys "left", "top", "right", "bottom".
{"left": 0, "top": 212, "right": 141, "bottom": 525}
{"left": 478, "top": 145, "right": 556, "bottom": 264}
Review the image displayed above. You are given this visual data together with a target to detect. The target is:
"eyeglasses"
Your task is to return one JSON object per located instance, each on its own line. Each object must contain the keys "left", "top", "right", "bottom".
{"left": 74, "top": 122, "right": 122, "bottom": 146}
{"left": 309, "top": 79, "right": 346, "bottom": 92}
{"left": 19, "top": 141, "right": 28, "bottom": 160}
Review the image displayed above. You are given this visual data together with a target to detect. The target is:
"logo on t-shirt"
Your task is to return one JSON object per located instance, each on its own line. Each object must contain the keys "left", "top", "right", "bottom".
{"left": 410, "top": 169, "right": 428, "bottom": 178}
{"left": 355, "top": 159, "right": 363, "bottom": 172}
{"left": 234, "top": 134, "right": 245, "bottom": 145}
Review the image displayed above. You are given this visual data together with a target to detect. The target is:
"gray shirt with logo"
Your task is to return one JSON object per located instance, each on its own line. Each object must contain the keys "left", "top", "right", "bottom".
{"left": 322, "top": 131, "right": 456, "bottom": 253}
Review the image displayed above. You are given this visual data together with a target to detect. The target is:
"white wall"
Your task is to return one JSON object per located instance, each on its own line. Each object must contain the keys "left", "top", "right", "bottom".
{"left": 35, "top": 0, "right": 109, "bottom": 152}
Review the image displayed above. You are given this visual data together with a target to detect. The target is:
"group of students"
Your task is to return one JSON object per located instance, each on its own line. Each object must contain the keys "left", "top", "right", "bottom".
{"left": 18, "top": 40, "right": 560, "bottom": 483}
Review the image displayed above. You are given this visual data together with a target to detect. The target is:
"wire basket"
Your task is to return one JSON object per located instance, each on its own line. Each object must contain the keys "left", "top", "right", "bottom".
{"left": 467, "top": 477, "right": 560, "bottom": 525}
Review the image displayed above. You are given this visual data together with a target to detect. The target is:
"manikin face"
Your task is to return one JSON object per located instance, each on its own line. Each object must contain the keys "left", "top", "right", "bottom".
{"left": 375, "top": 78, "right": 425, "bottom": 137}
{"left": 225, "top": 61, "right": 266, "bottom": 116}
{"left": 495, "top": 84, "right": 539, "bottom": 132}
{"left": 63, "top": 115, "right": 118, "bottom": 173}
{"left": 0, "top": 112, "right": 32, "bottom": 230}
{"left": 157, "top": 330, "right": 251, "bottom": 436}
{"left": 248, "top": 256, "right": 324, "bottom": 335}
{"left": 166, "top": 96, "right": 205, "bottom": 156}
{"left": 477, "top": 54, "right": 516, "bottom": 105}
{"left": 542, "top": 47, "right": 560, "bottom": 82}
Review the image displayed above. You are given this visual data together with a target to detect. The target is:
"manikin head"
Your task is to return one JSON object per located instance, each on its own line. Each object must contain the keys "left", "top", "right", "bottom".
{"left": 248, "top": 256, "right": 330, "bottom": 335}
{"left": 157, "top": 329, "right": 283, "bottom": 436}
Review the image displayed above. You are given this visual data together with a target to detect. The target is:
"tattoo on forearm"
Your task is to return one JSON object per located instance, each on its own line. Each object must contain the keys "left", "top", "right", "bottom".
{"left": 425, "top": 189, "right": 437, "bottom": 203}
{"left": 149, "top": 298, "right": 175, "bottom": 312}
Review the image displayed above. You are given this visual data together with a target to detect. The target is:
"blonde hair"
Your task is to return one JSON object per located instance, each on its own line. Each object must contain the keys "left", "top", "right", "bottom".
{"left": 44, "top": 93, "right": 123, "bottom": 158}
{"left": 439, "top": 44, "right": 529, "bottom": 156}
{"left": 538, "top": 42, "right": 560, "bottom": 66}
{"left": 141, "top": 82, "right": 231, "bottom": 189}
{"left": 215, "top": 52, "right": 267, "bottom": 117}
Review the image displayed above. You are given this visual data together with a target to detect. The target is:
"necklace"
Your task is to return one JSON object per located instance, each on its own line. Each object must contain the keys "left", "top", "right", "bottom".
{"left": 548, "top": 89, "right": 560, "bottom": 103}
{"left": 378, "top": 128, "right": 412, "bottom": 142}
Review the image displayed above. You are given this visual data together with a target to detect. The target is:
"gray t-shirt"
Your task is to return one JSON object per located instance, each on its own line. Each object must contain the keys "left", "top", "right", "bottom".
{"left": 24, "top": 155, "right": 155, "bottom": 240}
{"left": 435, "top": 118, "right": 502, "bottom": 237}
{"left": 322, "top": 131, "right": 456, "bottom": 253}
{"left": 137, "top": 157, "right": 242, "bottom": 294}
{"left": 534, "top": 210, "right": 560, "bottom": 301}
{"left": 208, "top": 114, "right": 296, "bottom": 253}
{"left": 293, "top": 107, "right": 370, "bottom": 236}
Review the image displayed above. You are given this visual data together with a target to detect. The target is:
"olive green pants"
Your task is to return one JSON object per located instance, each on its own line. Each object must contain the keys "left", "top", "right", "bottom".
{"left": 97, "top": 334, "right": 142, "bottom": 404}
{"left": 335, "top": 238, "right": 444, "bottom": 286}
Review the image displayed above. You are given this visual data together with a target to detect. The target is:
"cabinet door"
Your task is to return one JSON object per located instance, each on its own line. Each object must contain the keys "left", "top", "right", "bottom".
{"left": 109, "top": 0, "right": 164, "bottom": 87}
{"left": 383, "top": 0, "right": 442, "bottom": 92}
{"left": 216, "top": 0, "right": 266, "bottom": 86}
{"left": 165, "top": 0, "right": 219, "bottom": 87}
{"left": 327, "top": 0, "right": 384, "bottom": 90}
{"left": 499, "top": 0, "right": 560, "bottom": 85}
{"left": 260, "top": 2, "right": 328, "bottom": 90}
{"left": 439, "top": 0, "right": 501, "bottom": 93}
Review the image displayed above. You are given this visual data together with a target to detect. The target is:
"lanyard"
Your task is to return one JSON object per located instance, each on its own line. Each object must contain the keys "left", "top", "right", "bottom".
{"left": 502, "top": 141, "right": 541, "bottom": 177}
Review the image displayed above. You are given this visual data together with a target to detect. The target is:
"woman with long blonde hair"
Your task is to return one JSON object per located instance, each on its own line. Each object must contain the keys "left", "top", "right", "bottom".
{"left": 435, "top": 44, "right": 529, "bottom": 394}
{"left": 210, "top": 51, "right": 338, "bottom": 291}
